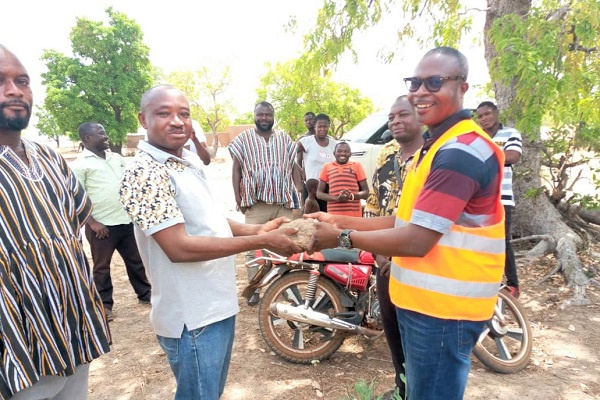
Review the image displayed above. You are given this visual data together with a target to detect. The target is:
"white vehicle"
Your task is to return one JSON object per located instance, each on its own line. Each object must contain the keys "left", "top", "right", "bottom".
{"left": 341, "top": 114, "right": 391, "bottom": 187}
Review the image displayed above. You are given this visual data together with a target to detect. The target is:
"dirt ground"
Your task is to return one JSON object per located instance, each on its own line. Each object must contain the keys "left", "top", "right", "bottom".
{"left": 85, "top": 248, "right": 600, "bottom": 400}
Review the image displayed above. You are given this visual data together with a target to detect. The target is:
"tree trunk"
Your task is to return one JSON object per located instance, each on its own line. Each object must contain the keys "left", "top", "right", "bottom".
{"left": 485, "top": 0, "right": 590, "bottom": 305}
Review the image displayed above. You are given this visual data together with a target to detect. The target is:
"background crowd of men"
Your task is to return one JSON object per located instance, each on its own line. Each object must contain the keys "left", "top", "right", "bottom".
{"left": 0, "top": 41, "right": 522, "bottom": 400}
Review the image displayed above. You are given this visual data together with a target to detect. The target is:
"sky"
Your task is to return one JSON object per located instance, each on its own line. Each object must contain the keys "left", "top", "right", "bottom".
{"left": 1, "top": 0, "right": 491, "bottom": 136}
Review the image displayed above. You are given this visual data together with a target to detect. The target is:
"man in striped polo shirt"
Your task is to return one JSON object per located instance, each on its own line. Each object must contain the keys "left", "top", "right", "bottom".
{"left": 306, "top": 47, "right": 505, "bottom": 400}
{"left": 476, "top": 101, "right": 523, "bottom": 298}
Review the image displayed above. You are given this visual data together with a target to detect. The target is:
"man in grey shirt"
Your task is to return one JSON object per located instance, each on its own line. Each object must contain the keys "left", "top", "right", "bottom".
{"left": 120, "top": 84, "right": 301, "bottom": 399}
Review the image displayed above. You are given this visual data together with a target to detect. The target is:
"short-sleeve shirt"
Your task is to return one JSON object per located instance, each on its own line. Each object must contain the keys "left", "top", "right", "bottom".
{"left": 411, "top": 110, "right": 502, "bottom": 234}
{"left": 71, "top": 149, "right": 131, "bottom": 225}
{"left": 120, "top": 141, "right": 239, "bottom": 338}
{"left": 299, "top": 135, "right": 337, "bottom": 180}
{"left": 319, "top": 161, "right": 367, "bottom": 216}
{"left": 228, "top": 128, "right": 298, "bottom": 208}
{"left": 364, "top": 140, "right": 416, "bottom": 218}
{"left": 491, "top": 124, "right": 522, "bottom": 206}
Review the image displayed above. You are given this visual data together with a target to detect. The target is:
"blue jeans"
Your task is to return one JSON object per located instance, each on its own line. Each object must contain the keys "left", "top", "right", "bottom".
{"left": 157, "top": 316, "right": 236, "bottom": 400}
{"left": 396, "top": 308, "right": 485, "bottom": 400}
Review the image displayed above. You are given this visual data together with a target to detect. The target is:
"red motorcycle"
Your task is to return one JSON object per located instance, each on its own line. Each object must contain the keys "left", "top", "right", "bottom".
{"left": 243, "top": 249, "right": 532, "bottom": 373}
{"left": 242, "top": 248, "right": 382, "bottom": 364}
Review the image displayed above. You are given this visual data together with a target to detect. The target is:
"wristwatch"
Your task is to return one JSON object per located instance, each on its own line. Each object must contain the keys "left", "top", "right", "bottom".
{"left": 338, "top": 229, "right": 356, "bottom": 249}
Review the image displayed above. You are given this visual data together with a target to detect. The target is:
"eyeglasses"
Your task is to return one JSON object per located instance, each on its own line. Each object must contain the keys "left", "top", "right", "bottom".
{"left": 403, "top": 75, "right": 466, "bottom": 92}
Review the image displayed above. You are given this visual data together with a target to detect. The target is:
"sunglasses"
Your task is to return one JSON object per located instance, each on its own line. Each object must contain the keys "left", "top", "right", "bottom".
{"left": 403, "top": 75, "right": 465, "bottom": 92}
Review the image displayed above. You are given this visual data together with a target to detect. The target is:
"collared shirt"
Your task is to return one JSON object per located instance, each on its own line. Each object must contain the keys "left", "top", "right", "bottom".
{"left": 491, "top": 124, "right": 522, "bottom": 206}
{"left": 412, "top": 110, "right": 501, "bottom": 233}
{"left": 364, "top": 140, "right": 415, "bottom": 217}
{"left": 0, "top": 139, "right": 110, "bottom": 397}
{"left": 228, "top": 128, "right": 298, "bottom": 208}
{"left": 120, "top": 141, "right": 238, "bottom": 338}
{"left": 319, "top": 161, "right": 367, "bottom": 216}
{"left": 71, "top": 149, "right": 131, "bottom": 225}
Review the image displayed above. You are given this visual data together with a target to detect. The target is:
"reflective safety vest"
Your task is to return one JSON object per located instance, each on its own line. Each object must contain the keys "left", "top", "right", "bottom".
{"left": 390, "top": 119, "right": 505, "bottom": 321}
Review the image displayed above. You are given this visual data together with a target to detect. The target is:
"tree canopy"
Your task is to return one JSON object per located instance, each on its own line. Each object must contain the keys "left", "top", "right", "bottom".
{"left": 257, "top": 58, "right": 374, "bottom": 138}
{"left": 41, "top": 7, "right": 153, "bottom": 150}
{"left": 164, "top": 67, "right": 234, "bottom": 148}
{"left": 34, "top": 106, "right": 62, "bottom": 148}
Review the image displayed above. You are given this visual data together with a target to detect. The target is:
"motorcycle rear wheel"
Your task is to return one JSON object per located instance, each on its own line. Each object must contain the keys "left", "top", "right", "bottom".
{"left": 472, "top": 288, "right": 533, "bottom": 374}
{"left": 258, "top": 271, "right": 347, "bottom": 364}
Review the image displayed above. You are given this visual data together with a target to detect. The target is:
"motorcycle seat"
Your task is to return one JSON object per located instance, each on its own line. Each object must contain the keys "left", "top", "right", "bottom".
{"left": 320, "top": 248, "right": 360, "bottom": 263}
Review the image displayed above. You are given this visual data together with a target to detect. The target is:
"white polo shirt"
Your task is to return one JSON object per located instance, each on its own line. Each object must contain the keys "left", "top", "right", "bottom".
{"left": 120, "top": 141, "right": 239, "bottom": 338}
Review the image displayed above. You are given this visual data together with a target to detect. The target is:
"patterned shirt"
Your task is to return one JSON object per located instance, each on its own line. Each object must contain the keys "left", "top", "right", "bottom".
{"left": 228, "top": 128, "right": 298, "bottom": 208}
{"left": 364, "top": 140, "right": 414, "bottom": 218}
{"left": 0, "top": 139, "right": 110, "bottom": 398}
{"left": 120, "top": 141, "right": 238, "bottom": 338}
{"left": 319, "top": 161, "right": 367, "bottom": 216}
{"left": 71, "top": 149, "right": 131, "bottom": 225}
{"left": 491, "top": 124, "right": 522, "bottom": 206}
{"left": 413, "top": 110, "right": 502, "bottom": 234}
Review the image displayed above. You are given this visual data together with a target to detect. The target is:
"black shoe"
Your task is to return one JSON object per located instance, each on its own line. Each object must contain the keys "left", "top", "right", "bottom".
{"left": 247, "top": 291, "right": 260, "bottom": 306}
{"left": 138, "top": 297, "right": 151, "bottom": 305}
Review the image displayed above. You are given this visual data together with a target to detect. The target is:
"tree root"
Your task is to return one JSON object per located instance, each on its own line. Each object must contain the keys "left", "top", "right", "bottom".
{"left": 560, "top": 284, "right": 591, "bottom": 308}
{"left": 557, "top": 234, "right": 591, "bottom": 306}
{"left": 511, "top": 234, "right": 556, "bottom": 260}
{"left": 510, "top": 227, "right": 591, "bottom": 305}
{"left": 534, "top": 261, "right": 562, "bottom": 286}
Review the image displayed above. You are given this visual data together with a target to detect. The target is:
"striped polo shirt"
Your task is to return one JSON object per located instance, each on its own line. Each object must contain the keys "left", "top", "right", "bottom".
{"left": 412, "top": 110, "right": 502, "bottom": 234}
{"left": 319, "top": 161, "right": 367, "bottom": 216}
{"left": 491, "top": 124, "right": 522, "bottom": 206}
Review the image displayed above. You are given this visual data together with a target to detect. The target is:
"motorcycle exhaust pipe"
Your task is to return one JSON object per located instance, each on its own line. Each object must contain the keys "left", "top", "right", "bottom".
{"left": 269, "top": 302, "right": 381, "bottom": 337}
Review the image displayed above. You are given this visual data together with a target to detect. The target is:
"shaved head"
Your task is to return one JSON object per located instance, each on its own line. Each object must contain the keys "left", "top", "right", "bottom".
{"left": 140, "top": 84, "right": 180, "bottom": 112}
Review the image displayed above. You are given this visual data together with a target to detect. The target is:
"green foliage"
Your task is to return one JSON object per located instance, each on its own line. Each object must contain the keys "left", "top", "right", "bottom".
{"left": 257, "top": 58, "right": 374, "bottom": 139}
{"left": 164, "top": 67, "right": 234, "bottom": 140}
{"left": 303, "top": 0, "right": 476, "bottom": 72}
{"left": 524, "top": 187, "right": 545, "bottom": 199}
{"left": 488, "top": 1, "right": 600, "bottom": 150}
{"left": 304, "top": 0, "right": 384, "bottom": 70}
{"left": 485, "top": 1, "right": 600, "bottom": 209}
{"left": 34, "top": 106, "right": 63, "bottom": 147}
{"left": 232, "top": 112, "right": 254, "bottom": 125}
{"left": 341, "top": 379, "right": 403, "bottom": 400}
{"left": 41, "top": 8, "right": 153, "bottom": 148}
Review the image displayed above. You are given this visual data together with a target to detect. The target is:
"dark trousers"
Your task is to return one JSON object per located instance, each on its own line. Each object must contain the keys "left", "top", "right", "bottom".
{"left": 504, "top": 205, "right": 519, "bottom": 288}
{"left": 376, "top": 267, "right": 406, "bottom": 396}
{"left": 85, "top": 223, "right": 151, "bottom": 310}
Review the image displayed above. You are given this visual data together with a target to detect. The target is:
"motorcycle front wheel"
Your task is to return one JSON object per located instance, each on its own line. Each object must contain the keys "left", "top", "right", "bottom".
{"left": 258, "top": 271, "right": 347, "bottom": 364}
{"left": 472, "top": 288, "right": 533, "bottom": 374}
